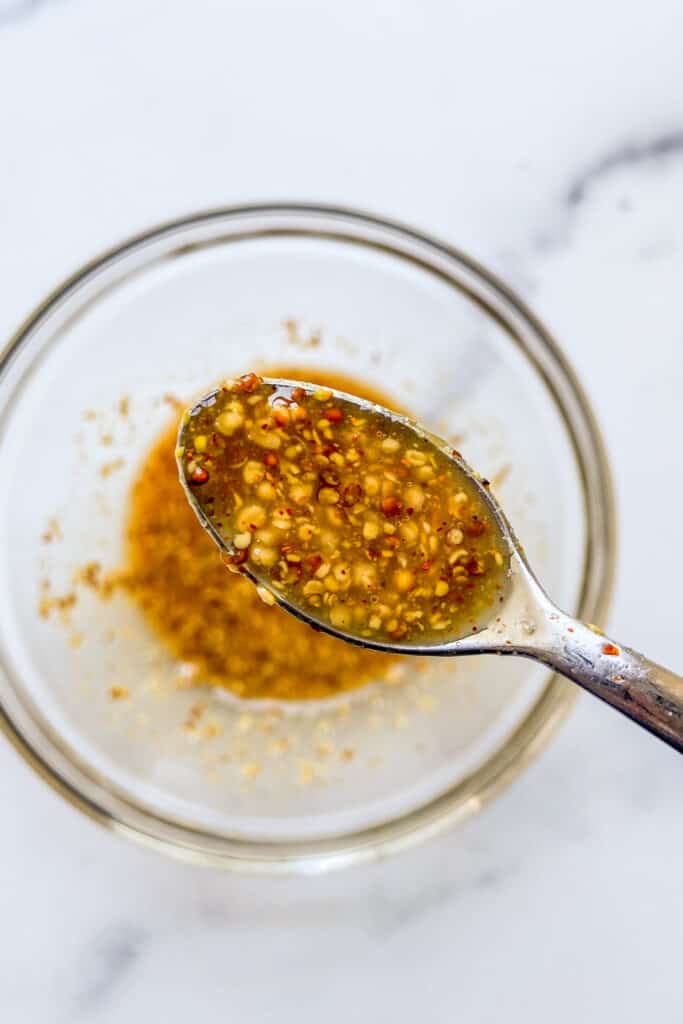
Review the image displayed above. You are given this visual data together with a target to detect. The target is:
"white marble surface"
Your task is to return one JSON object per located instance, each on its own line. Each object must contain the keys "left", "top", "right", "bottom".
{"left": 2, "top": 1, "right": 683, "bottom": 1020}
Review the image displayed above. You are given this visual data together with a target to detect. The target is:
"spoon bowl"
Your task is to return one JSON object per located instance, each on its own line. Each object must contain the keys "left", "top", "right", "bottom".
{"left": 179, "top": 376, "right": 515, "bottom": 649}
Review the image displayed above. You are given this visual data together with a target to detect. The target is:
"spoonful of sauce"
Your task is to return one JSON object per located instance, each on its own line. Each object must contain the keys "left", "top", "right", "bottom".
{"left": 177, "top": 372, "right": 683, "bottom": 752}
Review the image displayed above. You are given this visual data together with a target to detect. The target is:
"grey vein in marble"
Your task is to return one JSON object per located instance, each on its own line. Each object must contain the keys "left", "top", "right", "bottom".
{"left": 73, "top": 925, "right": 146, "bottom": 1018}
{"left": 566, "top": 129, "right": 683, "bottom": 206}
{"left": 0, "top": 0, "right": 53, "bottom": 27}
{"left": 519, "top": 127, "right": 683, "bottom": 266}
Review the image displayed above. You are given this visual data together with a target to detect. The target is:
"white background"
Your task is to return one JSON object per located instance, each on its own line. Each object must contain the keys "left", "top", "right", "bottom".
{"left": 1, "top": 1, "right": 683, "bottom": 1021}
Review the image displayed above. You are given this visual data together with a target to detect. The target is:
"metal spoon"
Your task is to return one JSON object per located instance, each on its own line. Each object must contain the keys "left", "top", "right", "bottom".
{"left": 178, "top": 378, "right": 683, "bottom": 753}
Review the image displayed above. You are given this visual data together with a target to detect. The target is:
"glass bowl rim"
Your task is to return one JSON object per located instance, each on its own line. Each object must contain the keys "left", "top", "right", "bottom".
{"left": 0, "top": 203, "right": 616, "bottom": 873}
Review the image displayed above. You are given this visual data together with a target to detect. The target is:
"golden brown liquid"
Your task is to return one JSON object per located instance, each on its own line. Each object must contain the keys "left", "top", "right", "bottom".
{"left": 123, "top": 367, "right": 402, "bottom": 700}
{"left": 180, "top": 376, "right": 509, "bottom": 645}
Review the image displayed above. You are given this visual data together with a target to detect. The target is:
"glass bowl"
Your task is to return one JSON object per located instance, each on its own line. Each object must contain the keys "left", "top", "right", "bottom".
{"left": 0, "top": 205, "right": 615, "bottom": 872}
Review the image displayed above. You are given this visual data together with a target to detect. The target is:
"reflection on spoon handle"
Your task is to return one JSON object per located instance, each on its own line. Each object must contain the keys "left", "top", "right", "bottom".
{"left": 527, "top": 613, "right": 683, "bottom": 754}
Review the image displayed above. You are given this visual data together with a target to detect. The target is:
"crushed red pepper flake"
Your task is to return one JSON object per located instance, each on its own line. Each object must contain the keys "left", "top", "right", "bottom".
{"left": 381, "top": 496, "right": 403, "bottom": 518}
{"left": 189, "top": 466, "right": 210, "bottom": 485}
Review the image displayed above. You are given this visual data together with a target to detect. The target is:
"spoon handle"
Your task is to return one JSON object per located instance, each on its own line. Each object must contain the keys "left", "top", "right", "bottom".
{"left": 529, "top": 614, "right": 683, "bottom": 753}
